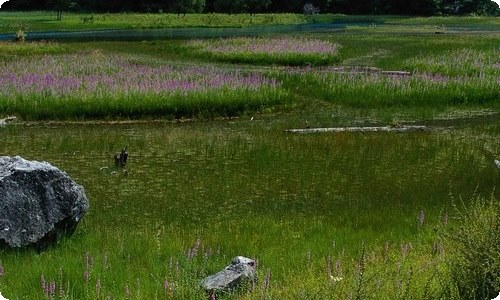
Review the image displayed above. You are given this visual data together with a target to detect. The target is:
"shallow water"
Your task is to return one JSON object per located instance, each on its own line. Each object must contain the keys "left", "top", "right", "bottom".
{"left": 0, "top": 23, "right": 348, "bottom": 42}
{"left": 1, "top": 121, "right": 497, "bottom": 235}
{"left": 0, "top": 120, "right": 498, "bottom": 298}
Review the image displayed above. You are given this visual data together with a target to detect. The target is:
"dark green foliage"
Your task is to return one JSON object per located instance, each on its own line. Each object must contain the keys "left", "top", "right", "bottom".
{"left": 2, "top": 0, "right": 499, "bottom": 15}
{"left": 244, "top": 0, "right": 272, "bottom": 14}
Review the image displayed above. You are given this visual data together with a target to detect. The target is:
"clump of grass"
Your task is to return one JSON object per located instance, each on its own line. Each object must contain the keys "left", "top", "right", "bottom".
{"left": 0, "top": 42, "right": 67, "bottom": 58}
{"left": 14, "top": 29, "right": 26, "bottom": 42}
{"left": 444, "top": 194, "right": 499, "bottom": 299}
{"left": 282, "top": 68, "right": 499, "bottom": 108}
{"left": 0, "top": 52, "right": 286, "bottom": 120}
{"left": 0, "top": 12, "right": 306, "bottom": 33}
{"left": 187, "top": 37, "right": 341, "bottom": 66}
{"left": 404, "top": 48, "right": 500, "bottom": 77}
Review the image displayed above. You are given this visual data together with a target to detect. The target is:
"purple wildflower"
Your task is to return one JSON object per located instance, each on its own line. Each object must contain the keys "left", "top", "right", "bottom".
{"left": 190, "top": 37, "right": 339, "bottom": 56}
{"left": 263, "top": 269, "right": 271, "bottom": 291}
{"left": 41, "top": 273, "right": 49, "bottom": 297}
{"left": 83, "top": 253, "right": 91, "bottom": 283}
{"left": 0, "top": 53, "right": 280, "bottom": 100}
{"left": 96, "top": 279, "right": 102, "bottom": 298}
{"left": 326, "top": 255, "right": 332, "bottom": 279}
{"left": 418, "top": 209, "right": 425, "bottom": 227}
{"left": 125, "top": 283, "right": 130, "bottom": 300}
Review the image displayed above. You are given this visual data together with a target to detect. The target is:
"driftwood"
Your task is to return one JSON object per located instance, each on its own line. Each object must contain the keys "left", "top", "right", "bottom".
{"left": 286, "top": 125, "right": 426, "bottom": 134}
{"left": 0, "top": 116, "right": 16, "bottom": 126}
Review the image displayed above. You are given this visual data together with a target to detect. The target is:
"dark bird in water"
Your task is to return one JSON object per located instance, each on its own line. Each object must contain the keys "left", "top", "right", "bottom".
{"left": 114, "top": 148, "right": 128, "bottom": 168}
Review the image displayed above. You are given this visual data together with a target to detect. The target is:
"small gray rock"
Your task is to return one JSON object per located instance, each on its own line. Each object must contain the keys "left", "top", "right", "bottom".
{"left": 202, "top": 256, "right": 256, "bottom": 292}
{"left": 0, "top": 156, "right": 89, "bottom": 250}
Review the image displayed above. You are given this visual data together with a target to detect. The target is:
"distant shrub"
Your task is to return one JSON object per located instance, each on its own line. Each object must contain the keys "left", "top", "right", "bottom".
{"left": 81, "top": 15, "right": 94, "bottom": 24}
{"left": 445, "top": 194, "right": 499, "bottom": 299}
{"left": 14, "top": 29, "right": 26, "bottom": 42}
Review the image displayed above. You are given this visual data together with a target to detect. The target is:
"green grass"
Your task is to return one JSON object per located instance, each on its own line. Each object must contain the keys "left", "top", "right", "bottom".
{"left": 0, "top": 121, "right": 498, "bottom": 299}
{"left": 310, "top": 14, "right": 500, "bottom": 28}
{"left": 0, "top": 41, "right": 68, "bottom": 57}
{"left": 0, "top": 12, "right": 306, "bottom": 33}
{"left": 283, "top": 70, "right": 499, "bottom": 109}
{"left": 0, "top": 88, "right": 286, "bottom": 121}
{"left": 185, "top": 37, "right": 341, "bottom": 66}
{"left": 1, "top": 27, "right": 499, "bottom": 121}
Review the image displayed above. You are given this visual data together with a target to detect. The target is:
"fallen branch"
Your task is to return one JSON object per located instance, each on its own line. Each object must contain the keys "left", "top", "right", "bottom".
{"left": 0, "top": 116, "right": 17, "bottom": 126}
{"left": 286, "top": 125, "right": 427, "bottom": 134}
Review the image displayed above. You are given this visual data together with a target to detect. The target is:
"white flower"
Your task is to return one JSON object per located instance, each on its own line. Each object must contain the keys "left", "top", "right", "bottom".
{"left": 330, "top": 276, "right": 343, "bottom": 282}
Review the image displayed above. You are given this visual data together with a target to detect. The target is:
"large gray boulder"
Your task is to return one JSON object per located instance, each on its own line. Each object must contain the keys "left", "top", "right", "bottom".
{"left": 0, "top": 156, "right": 89, "bottom": 250}
{"left": 202, "top": 256, "right": 256, "bottom": 293}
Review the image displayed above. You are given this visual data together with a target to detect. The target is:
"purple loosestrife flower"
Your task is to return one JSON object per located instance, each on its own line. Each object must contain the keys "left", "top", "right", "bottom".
{"left": 49, "top": 281, "right": 56, "bottom": 299}
{"left": 0, "top": 53, "right": 281, "bottom": 100}
{"left": 326, "top": 255, "right": 332, "bottom": 280}
{"left": 418, "top": 209, "right": 425, "bottom": 227}
{"left": 263, "top": 269, "right": 271, "bottom": 291}
{"left": 58, "top": 268, "right": 65, "bottom": 299}
{"left": 0, "top": 264, "right": 4, "bottom": 276}
{"left": 163, "top": 278, "right": 174, "bottom": 299}
{"left": 125, "top": 283, "right": 130, "bottom": 300}
{"left": 192, "top": 37, "right": 339, "bottom": 56}
{"left": 442, "top": 213, "right": 449, "bottom": 226}
{"left": 83, "top": 253, "right": 91, "bottom": 283}
{"left": 187, "top": 238, "right": 202, "bottom": 259}
{"left": 41, "top": 274, "right": 49, "bottom": 297}
{"left": 96, "top": 279, "right": 102, "bottom": 298}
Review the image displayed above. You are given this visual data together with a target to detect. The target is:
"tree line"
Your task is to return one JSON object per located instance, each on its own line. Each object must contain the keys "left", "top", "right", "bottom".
{"left": 3, "top": 0, "right": 499, "bottom": 16}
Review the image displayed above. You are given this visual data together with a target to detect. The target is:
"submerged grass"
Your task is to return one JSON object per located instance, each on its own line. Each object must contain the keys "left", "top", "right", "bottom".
{"left": 0, "top": 123, "right": 498, "bottom": 299}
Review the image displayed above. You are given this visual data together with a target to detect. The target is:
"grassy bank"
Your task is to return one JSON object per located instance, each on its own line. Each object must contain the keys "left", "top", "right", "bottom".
{"left": 1, "top": 12, "right": 499, "bottom": 34}
{"left": 0, "top": 12, "right": 306, "bottom": 33}
{"left": 1, "top": 24, "right": 499, "bottom": 121}
{"left": 0, "top": 50, "right": 286, "bottom": 120}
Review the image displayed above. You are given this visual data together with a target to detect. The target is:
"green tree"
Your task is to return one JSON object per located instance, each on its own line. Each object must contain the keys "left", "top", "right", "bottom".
{"left": 213, "top": 0, "right": 244, "bottom": 13}
{"left": 48, "top": 0, "right": 76, "bottom": 20}
{"left": 243, "top": 0, "right": 272, "bottom": 14}
{"left": 172, "top": 0, "right": 205, "bottom": 15}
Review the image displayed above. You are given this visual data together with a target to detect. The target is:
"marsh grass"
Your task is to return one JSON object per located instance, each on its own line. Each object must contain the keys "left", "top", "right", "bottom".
{"left": 329, "top": 32, "right": 500, "bottom": 70}
{"left": 1, "top": 88, "right": 286, "bottom": 120}
{"left": 0, "top": 122, "right": 498, "bottom": 299}
{"left": 404, "top": 48, "right": 500, "bottom": 77}
{"left": 0, "top": 12, "right": 306, "bottom": 33}
{"left": 0, "top": 52, "right": 286, "bottom": 120}
{"left": 443, "top": 194, "right": 500, "bottom": 299}
{"left": 187, "top": 37, "right": 341, "bottom": 66}
{"left": 282, "top": 70, "right": 499, "bottom": 109}
{"left": 0, "top": 41, "right": 67, "bottom": 57}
